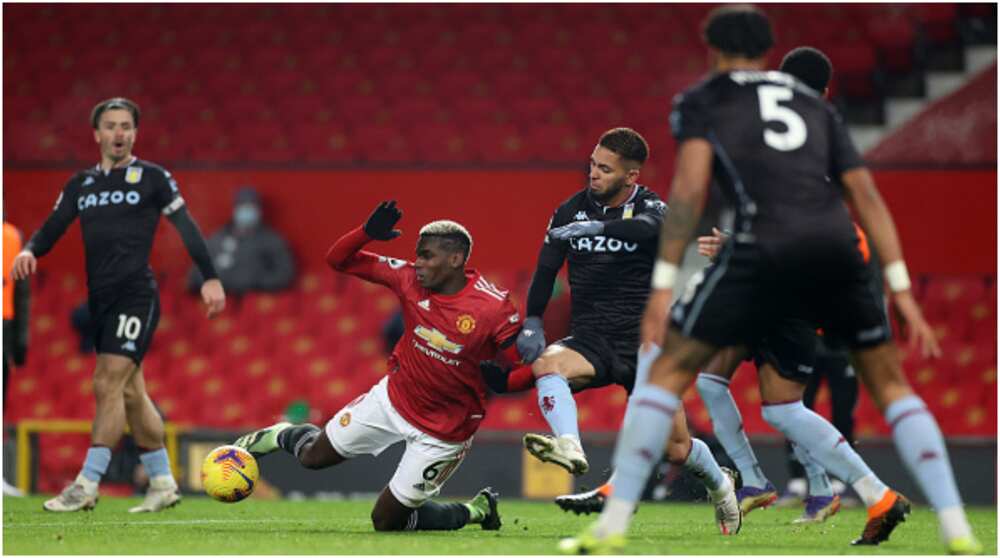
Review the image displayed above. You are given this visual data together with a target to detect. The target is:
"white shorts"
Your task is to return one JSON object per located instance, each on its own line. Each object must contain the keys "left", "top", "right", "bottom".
{"left": 325, "top": 376, "right": 472, "bottom": 508}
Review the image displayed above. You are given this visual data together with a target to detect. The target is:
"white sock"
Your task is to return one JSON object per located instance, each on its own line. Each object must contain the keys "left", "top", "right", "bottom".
{"left": 595, "top": 497, "right": 636, "bottom": 537}
{"left": 149, "top": 475, "right": 178, "bottom": 491}
{"left": 851, "top": 473, "right": 889, "bottom": 508}
{"left": 74, "top": 474, "right": 99, "bottom": 495}
{"left": 937, "top": 506, "right": 973, "bottom": 542}
{"left": 708, "top": 471, "right": 734, "bottom": 503}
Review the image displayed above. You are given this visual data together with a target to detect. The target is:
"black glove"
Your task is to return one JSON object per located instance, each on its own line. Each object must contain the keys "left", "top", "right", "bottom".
{"left": 480, "top": 360, "right": 511, "bottom": 394}
{"left": 364, "top": 200, "right": 403, "bottom": 241}
{"left": 516, "top": 316, "right": 546, "bottom": 363}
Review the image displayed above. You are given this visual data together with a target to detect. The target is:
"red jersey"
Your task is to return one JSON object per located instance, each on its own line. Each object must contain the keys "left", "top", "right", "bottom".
{"left": 327, "top": 227, "right": 522, "bottom": 442}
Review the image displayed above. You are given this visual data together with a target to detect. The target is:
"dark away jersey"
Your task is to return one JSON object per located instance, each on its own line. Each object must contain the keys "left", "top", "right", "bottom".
{"left": 671, "top": 71, "right": 865, "bottom": 266}
{"left": 545, "top": 185, "right": 666, "bottom": 344}
{"left": 28, "top": 157, "right": 184, "bottom": 293}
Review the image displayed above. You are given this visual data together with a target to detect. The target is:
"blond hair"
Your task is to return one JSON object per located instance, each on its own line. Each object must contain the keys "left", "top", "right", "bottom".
{"left": 419, "top": 220, "right": 473, "bottom": 261}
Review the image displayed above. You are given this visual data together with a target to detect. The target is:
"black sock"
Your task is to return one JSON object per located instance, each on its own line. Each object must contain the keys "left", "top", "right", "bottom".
{"left": 277, "top": 424, "right": 320, "bottom": 457}
{"left": 412, "top": 501, "right": 471, "bottom": 531}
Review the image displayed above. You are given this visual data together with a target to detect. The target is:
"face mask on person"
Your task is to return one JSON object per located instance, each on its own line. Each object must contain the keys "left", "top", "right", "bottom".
{"left": 233, "top": 204, "right": 261, "bottom": 229}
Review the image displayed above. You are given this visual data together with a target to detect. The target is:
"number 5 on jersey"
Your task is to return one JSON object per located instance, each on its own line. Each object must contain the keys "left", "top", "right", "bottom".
{"left": 116, "top": 314, "right": 142, "bottom": 340}
{"left": 757, "top": 85, "right": 807, "bottom": 151}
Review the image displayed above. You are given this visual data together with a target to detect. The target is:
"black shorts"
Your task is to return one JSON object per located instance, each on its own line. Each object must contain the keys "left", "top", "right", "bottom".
{"left": 751, "top": 318, "right": 820, "bottom": 384}
{"left": 670, "top": 238, "right": 891, "bottom": 351}
{"left": 89, "top": 281, "right": 161, "bottom": 364}
{"left": 555, "top": 330, "right": 637, "bottom": 394}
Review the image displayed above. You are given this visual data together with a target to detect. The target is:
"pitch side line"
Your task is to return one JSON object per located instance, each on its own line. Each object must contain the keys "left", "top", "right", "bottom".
{"left": 4, "top": 518, "right": 331, "bottom": 529}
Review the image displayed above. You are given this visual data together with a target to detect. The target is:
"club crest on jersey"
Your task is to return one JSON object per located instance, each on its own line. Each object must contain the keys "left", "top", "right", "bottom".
{"left": 623, "top": 203, "right": 634, "bottom": 219}
{"left": 339, "top": 412, "right": 351, "bottom": 427}
{"left": 456, "top": 314, "right": 476, "bottom": 334}
{"left": 414, "top": 325, "right": 463, "bottom": 354}
{"left": 125, "top": 166, "right": 143, "bottom": 184}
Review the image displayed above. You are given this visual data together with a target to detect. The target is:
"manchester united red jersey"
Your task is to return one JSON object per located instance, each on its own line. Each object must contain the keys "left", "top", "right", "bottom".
{"left": 328, "top": 228, "right": 521, "bottom": 442}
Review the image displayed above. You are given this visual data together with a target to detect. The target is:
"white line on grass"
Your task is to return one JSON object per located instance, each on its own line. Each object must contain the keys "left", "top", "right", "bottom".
{"left": 5, "top": 518, "right": 330, "bottom": 529}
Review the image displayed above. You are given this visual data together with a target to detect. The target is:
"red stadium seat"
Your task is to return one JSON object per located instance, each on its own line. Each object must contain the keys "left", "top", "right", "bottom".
{"left": 413, "top": 124, "right": 472, "bottom": 164}
{"left": 354, "top": 125, "right": 418, "bottom": 164}
{"left": 295, "top": 122, "right": 357, "bottom": 164}
{"left": 469, "top": 124, "right": 528, "bottom": 163}
{"left": 866, "top": 17, "right": 918, "bottom": 74}
{"left": 523, "top": 124, "right": 584, "bottom": 163}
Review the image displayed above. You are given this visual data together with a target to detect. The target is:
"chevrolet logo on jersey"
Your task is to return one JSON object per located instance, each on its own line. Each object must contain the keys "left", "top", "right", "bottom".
{"left": 125, "top": 166, "right": 143, "bottom": 184}
{"left": 414, "top": 325, "right": 463, "bottom": 354}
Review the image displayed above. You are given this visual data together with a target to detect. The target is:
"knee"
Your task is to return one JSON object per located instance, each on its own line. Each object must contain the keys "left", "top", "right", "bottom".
{"left": 93, "top": 368, "right": 129, "bottom": 399}
{"left": 531, "top": 356, "right": 558, "bottom": 378}
{"left": 666, "top": 439, "right": 691, "bottom": 465}
{"left": 370, "top": 509, "right": 404, "bottom": 532}
{"left": 123, "top": 384, "right": 143, "bottom": 410}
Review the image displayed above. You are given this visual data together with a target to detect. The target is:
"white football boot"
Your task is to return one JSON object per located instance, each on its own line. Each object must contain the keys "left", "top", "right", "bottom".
{"left": 129, "top": 476, "right": 181, "bottom": 513}
{"left": 712, "top": 468, "right": 743, "bottom": 535}
{"left": 43, "top": 475, "right": 98, "bottom": 512}
{"left": 523, "top": 433, "right": 589, "bottom": 475}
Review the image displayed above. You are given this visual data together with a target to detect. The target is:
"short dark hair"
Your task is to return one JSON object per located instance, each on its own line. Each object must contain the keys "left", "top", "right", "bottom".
{"left": 598, "top": 127, "right": 649, "bottom": 165}
{"left": 91, "top": 97, "right": 140, "bottom": 129}
{"left": 780, "top": 46, "right": 833, "bottom": 93}
{"left": 702, "top": 5, "right": 774, "bottom": 60}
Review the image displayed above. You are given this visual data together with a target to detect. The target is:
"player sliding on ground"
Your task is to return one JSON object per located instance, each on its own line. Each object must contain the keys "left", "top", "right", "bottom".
{"left": 235, "top": 201, "right": 520, "bottom": 532}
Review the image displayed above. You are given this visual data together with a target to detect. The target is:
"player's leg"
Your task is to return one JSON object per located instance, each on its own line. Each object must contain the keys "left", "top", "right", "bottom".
{"left": 523, "top": 341, "right": 598, "bottom": 475}
{"left": 757, "top": 362, "right": 903, "bottom": 543}
{"left": 44, "top": 352, "right": 135, "bottom": 512}
{"left": 695, "top": 346, "right": 778, "bottom": 512}
{"left": 852, "top": 342, "right": 978, "bottom": 552}
{"left": 236, "top": 380, "right": 401, "bottom": 469}
{"left": 567, "top": 328, "right": 716, "bottom": 551}
{"left": 2, "top": 348, "right": 23, "bottom": 497}
{"left": 666, "top": 406, "right": 742, "bottom": 535}
{"left": 372, "top": 427, "right": 499, "bottom": 532}
{"left": 123, "top": 367, "right": 181, "bottom": 512}
{"left": 826, "top": 354, "right": 858, "bottom": 447}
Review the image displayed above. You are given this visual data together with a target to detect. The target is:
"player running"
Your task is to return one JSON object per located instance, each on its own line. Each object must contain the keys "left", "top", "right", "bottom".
{"left": 694, "top": 47, "right": 875, "bottom": 524}
{"left": 235, "top": 201, "right": 514, "bottom": 532}
{"left": 13, "top": 97, "right": 225, "bottom": 513}
{"left": 485, "top": 128, "right": 740, "bottom": 534}
{"left": 561, "top": 6, "right": 980, "bottom": 554}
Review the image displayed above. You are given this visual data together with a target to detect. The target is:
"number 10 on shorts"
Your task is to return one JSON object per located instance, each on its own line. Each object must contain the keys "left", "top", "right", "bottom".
{"left": 116, "top": 314, "right": 142, "bottom": 340}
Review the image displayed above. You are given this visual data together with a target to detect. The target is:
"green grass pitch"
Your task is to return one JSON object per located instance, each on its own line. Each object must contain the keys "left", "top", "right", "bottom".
{"left": 3, "top": 495, "right": 996, "bottom": 554}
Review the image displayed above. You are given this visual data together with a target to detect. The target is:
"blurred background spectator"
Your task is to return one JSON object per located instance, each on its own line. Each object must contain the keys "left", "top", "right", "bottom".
{"left": 188, "top": 187, "right": 295, "bottom": 295}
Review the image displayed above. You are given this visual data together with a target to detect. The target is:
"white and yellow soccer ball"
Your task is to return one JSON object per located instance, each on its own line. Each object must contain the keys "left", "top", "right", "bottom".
{"left": 201, "top": 445, "right": 259, "bottom": 503}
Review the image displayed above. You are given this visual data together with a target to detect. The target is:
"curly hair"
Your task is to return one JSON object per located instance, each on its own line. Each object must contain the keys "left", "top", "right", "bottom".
{"left": 702, "top": 5, "right": 774, "bottom": 60}
{"left": 598, "top": 127, "right": 649, "bottom": 165}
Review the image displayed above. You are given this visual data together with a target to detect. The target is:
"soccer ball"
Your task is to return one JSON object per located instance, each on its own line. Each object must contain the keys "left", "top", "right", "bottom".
{"left": 201, "top": 445, "right": 259, "bottom": 503}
